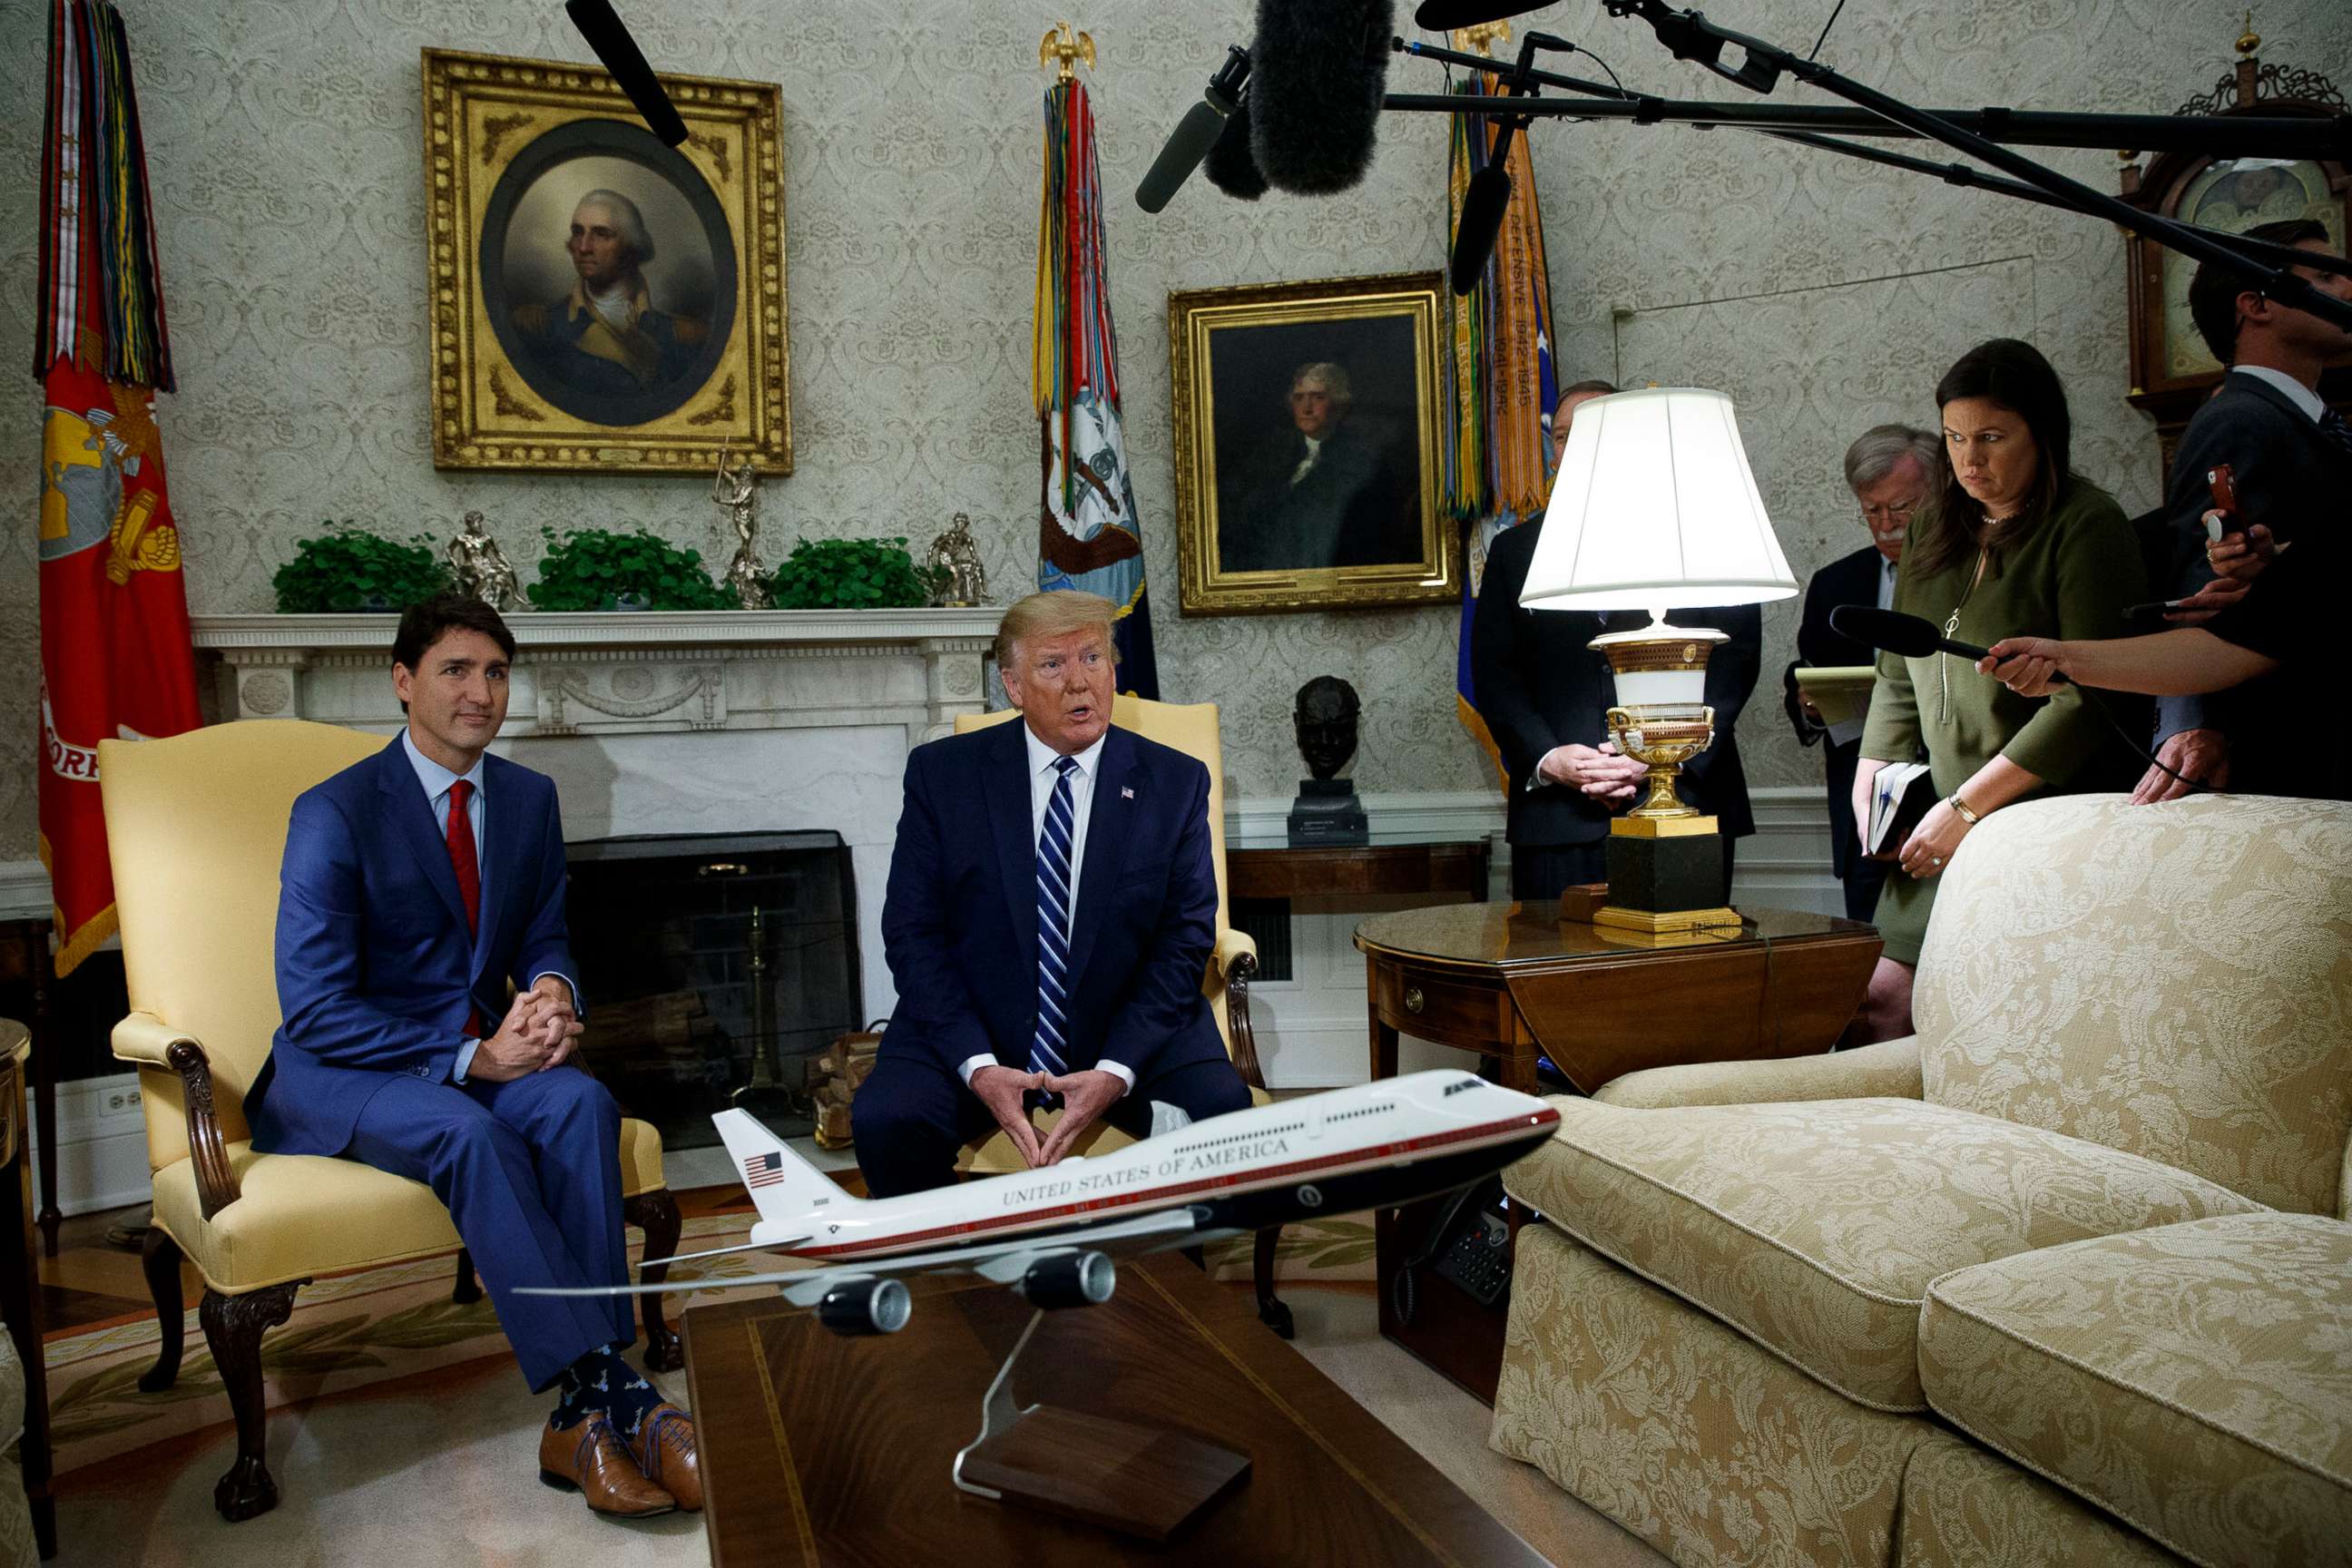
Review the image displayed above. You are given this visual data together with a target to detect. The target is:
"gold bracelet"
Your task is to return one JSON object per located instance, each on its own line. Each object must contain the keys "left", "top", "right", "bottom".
{"left": 1946, "top": 794, "right": 1982, "bottom": 826}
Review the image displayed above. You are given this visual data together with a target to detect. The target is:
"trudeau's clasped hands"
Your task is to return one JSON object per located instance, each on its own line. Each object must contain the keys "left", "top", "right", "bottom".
{"left": 471, "top": 977, "right": 584, "bottom": 1083}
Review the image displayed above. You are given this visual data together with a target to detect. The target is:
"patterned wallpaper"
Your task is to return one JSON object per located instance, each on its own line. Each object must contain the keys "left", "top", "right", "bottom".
{"left": 2, "top": 0, "right": 2346, "bottom": 859}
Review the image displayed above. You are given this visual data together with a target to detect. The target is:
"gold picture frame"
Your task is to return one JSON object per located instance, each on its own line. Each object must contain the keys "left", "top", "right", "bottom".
{"left": 1169, "top": 270, "right": 1454, "bottom": 615}
{"left": 422, "top": 49, "right": 790, "bottom": 475}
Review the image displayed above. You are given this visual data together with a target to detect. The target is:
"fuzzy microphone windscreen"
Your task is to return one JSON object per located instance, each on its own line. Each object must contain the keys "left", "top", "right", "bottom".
{"left": 1203, "top": 101, "right": 1269, "bottom": 200}
{"left": 1248, "top": 0, "right": 1395, "bottom": 196}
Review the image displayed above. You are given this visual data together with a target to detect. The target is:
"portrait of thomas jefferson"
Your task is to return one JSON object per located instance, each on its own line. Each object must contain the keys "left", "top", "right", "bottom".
{"left": 509, "top": 188, "right": 709, "bottom": 406}
{"left": 1210, "top": 321, "right": 1424, "bottom": 576}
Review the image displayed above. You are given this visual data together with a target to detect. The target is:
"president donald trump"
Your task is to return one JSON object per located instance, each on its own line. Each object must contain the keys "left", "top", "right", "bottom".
{"left": 855, "top": 591, "right": 1251, "bottom": 1196}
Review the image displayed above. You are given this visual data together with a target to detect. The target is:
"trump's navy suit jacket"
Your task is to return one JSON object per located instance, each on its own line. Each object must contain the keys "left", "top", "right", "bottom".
{"left": 250, "top": 739, "right": 578, "bottom": 1157}
{"left": 879, "top": 720, "right": 1224, "bottom": 1085}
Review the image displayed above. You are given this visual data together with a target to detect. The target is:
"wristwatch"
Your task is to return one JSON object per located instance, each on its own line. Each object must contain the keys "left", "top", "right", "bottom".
{"left": 1946, "top": 794, "right": 1982, "bottom": 826}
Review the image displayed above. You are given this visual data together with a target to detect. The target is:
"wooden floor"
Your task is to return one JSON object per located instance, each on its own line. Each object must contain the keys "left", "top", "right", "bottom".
{"left": 34, "top": 1180, "right": 778, "bottom": 1340}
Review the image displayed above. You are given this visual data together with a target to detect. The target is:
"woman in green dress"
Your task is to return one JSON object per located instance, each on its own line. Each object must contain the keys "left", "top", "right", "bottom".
{"left": 1851, "top": 338, "right": 2146, "bottom": 1040}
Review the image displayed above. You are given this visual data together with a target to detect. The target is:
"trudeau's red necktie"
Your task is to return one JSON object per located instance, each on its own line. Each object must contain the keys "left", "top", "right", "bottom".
{"left": 446, "top": 779, "right": 483, "bottom": 1037}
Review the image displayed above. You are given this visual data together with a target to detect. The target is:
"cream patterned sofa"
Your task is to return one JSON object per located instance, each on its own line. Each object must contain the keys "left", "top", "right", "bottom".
{"left": 1490, "top": 794, "right": 2352, "bottom": 1567}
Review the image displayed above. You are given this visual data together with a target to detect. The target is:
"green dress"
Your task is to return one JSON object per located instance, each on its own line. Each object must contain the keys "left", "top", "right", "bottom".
{"left": 1857, "top": 476, "right": 2147, "bottom": 965}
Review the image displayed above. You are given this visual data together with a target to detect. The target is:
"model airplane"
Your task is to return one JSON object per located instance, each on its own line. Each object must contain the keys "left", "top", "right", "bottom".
{"left": 520, "top": 1070, "right": 1559, "bottom": 1335}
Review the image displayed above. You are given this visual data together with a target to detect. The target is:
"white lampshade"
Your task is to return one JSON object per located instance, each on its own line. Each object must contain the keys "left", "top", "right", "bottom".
{"left": 1519, "top": 387, "right": 1798, "bottom": 613}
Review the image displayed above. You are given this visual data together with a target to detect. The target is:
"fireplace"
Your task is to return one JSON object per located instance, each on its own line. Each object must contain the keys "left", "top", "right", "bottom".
{"left": 565, "top": 831, "right": 863, "bottom": 1151}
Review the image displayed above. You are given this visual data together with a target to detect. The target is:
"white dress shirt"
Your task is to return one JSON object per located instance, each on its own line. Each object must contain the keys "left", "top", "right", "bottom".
{"left": 957, "top": 725, "right": 1132, "bottom": 1094}
{"left": 400, "top": 730, "right": 573, "bottom": 1083}
{"left": 2233, "top": 363, "right": 2326, "bottom": 424}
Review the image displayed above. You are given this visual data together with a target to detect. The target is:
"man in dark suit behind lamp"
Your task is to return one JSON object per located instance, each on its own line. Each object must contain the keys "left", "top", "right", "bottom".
{"left": 1783, "top": 425, "right": 1939, "bottom": 920}
{"left": 1473, "top": 381, "right": 1763, "bottom": 901}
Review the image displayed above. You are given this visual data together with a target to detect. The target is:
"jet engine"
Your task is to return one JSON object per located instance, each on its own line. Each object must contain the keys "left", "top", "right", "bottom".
{"left": 816, "top": 1277, "right": 912, "bottom": 1337}
{"left": 1021, "top": 1250, "right": 1118, "bottom": 1309}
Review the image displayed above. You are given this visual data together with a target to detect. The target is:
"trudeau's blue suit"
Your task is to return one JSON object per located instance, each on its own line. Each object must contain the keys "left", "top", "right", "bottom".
{"left": 854, "top": 720, "right": 1250, "bottom": 1196}
{"left": 254, "top": 737, "right": 629, "bottom": 1391}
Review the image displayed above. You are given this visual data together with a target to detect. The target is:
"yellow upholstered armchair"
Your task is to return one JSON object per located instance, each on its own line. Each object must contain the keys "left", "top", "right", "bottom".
{"left": 99, "top": 720, "right": 680, "bottom": 1524}
{"left": 950, "top": 697, "right": 1289, "bottom": 1335}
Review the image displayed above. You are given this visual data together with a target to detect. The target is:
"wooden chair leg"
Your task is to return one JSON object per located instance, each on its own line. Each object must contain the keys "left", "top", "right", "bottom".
{"left": 451, "top": 1248, "right": 482, "bottom": 1305}
{"left": 136, "top": 1229, "right": 186, "bottom": 1393}
{"left": 1254, "top": 1227, "right": 1293, "bottom": 1339}
{"left": 623, "top": 1189, "right": 683, "bottom": 1373}
{"left": 199, "top": 1281, "right": 303, "bottom": 1523}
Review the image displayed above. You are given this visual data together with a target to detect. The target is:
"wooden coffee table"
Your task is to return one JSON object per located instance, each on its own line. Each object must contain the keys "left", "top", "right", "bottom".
{"left": 683, "top": 1252, "right": 1548, "bottom": 1566}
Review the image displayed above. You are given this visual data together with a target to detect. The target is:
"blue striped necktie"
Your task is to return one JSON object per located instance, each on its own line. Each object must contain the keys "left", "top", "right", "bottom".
{"left": 1031, "top": 755, "right": 1080, "bottom": 1098}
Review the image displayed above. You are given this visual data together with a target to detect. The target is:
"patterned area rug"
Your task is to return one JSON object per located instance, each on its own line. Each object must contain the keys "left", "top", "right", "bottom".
{"left": 49, "top": 1208, "right": 1377, "bottom": 1479}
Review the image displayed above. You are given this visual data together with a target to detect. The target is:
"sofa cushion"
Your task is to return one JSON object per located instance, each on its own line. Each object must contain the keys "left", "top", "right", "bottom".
{"left": 1504, "top": 1096, "right": 2264, "bottom": 1411}
{"left": 153, "top": 1121, "right": 668, "bottom": 1292}
{"left": 1919, "top": 1212, "right": 2352, "bottom": 1568}
{"left": 1915, "top": 793, "right": 2352, "bottom": 1215}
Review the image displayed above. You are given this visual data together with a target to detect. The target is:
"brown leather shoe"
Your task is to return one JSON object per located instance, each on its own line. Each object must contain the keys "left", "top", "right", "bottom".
{"left": 629, "top": 1402, "right": 702, "bottom": 1512}
{"left": 540, "top": 1413, "right": 676, "bottom": 1518}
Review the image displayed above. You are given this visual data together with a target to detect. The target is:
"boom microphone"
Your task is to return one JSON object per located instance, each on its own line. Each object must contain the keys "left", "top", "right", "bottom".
{"left": 1137, "top": 46, "right": 1253, "bottom": 213}
{"left": 1447, "top": 120, "right": 1517, "bottom": 295}
{"left": 1830, "top": 606, "right": 2071, "bottom": 684}
{"left": 564, "top": 0, "right": 688, "bottom": 148}
{"left": 1250, "top": 0, "right": 1395, "bottom": 196}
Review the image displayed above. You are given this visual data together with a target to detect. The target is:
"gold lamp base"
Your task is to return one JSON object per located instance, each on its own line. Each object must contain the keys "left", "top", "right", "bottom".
{"left": 1585, "top": 619, "right": 1741, "bottom": 933}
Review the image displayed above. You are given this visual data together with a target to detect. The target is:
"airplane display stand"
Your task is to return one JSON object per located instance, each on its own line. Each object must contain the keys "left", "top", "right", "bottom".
{"left": 952, "top": 1306, "right": 1251, "bottom": 1541}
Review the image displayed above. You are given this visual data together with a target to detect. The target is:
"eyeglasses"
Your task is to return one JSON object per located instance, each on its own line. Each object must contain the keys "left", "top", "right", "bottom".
{"left": 1860, "top": 504, "right": 1915, "bottom": 524}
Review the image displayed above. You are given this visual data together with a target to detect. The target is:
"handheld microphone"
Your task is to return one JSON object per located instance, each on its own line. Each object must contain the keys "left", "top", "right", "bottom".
{"left": 1137, "top": 46, "right": 1253, "bottom": 213}
{"left": 1830, "top": 606, "right": 2070, "bottom": 685}
{"left": 1447, "top": 120, "right": 1517, "bottom": 294}
{"left": 564, "top": 0, "right": 688, "bottom": 148}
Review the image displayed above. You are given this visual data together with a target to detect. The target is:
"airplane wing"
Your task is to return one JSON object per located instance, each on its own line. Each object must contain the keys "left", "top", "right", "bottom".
{"left": 517, "top": 1204, "right": 1228, "bottom": 1304}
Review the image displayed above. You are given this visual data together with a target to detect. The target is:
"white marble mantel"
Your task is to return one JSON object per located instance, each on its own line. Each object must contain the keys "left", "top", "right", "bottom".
{"left": 188, "top": 607, "right": 1008, "bottom": 1017}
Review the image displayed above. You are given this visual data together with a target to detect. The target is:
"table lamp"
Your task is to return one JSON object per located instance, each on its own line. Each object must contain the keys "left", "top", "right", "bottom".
{"left": 1518, "top": 387, "right": 1797, "bottom": 933}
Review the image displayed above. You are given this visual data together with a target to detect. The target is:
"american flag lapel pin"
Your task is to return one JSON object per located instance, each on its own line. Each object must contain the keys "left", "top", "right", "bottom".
{"left": 1122, "top": 786, "right": 1134, "bottom": 799}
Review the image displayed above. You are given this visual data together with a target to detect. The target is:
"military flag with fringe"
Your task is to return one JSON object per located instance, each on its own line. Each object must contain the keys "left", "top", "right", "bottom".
{"left": 1444, "top": 64, "right": 1559, "bottom": 784}
{"left": 1034, "top": 71, "right": 1159, "bottom": 697}
{"left": 34, "top": 0, "right": 200, "bottom": 975}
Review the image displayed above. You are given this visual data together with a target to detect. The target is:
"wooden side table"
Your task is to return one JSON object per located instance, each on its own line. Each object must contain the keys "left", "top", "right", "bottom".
{"left": 1354, "top": 902, "right": 1880, "bottom": 1403}
{"left": 1227, "top": 839, "right": 1492, "bottom": 903}
{"left": 0, "top": 1024, "right": 52, "bottom": 1559}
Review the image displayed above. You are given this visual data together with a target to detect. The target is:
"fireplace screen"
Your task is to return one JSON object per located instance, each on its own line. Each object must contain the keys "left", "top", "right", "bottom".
{"left": 564, "top": 831, "right": 861, "bottom": 1150}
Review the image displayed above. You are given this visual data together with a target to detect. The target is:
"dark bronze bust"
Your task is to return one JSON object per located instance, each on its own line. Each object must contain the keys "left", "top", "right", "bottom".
{"left": 1293, "top": 675, "right": 1360, "bottom": 780}
{"left": 1289, "top": 676, "right": 1367, "bottom": 846}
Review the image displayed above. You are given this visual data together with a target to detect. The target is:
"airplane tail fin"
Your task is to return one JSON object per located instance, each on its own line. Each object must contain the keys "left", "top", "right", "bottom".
{"left": 711, "top": 1107, "right": 858, "bottom": 1229}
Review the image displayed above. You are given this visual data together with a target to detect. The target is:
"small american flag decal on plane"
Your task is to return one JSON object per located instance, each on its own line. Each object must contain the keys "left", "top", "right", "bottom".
{"left": 744, "top": 1152, "right": 785, "bottom": 1189}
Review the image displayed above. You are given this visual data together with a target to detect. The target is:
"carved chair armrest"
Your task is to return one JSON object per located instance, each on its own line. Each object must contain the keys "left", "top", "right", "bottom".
{"left": 1209, "top": 928, "right": 1268, "bottom": 1093}
{"left": 113, "top": 1012, "right": 242, "bottom": 1220}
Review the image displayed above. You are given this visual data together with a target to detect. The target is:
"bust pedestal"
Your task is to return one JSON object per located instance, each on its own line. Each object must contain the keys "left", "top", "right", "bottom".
{"left": 1286, "top": 778, "right": 1367, "bottom": 847}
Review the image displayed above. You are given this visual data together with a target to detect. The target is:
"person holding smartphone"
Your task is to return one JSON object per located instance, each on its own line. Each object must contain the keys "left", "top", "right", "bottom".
{"left": 2137, "top": 220, "right": 2352, "bottom": 802}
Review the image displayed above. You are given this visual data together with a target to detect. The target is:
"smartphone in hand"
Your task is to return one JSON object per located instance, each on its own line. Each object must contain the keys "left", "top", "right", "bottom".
{"left": 2203, "top": 464, "right": 2240, "bottom": 542}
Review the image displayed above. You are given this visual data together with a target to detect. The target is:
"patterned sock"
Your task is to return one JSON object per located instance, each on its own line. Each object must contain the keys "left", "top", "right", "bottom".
{"left": 550, "top": 1345, "right": 665, "bottom": 1436}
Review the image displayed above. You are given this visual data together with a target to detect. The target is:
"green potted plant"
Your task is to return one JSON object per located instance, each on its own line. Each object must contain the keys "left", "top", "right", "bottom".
{"left": 769, "top": 536, "right": 938, "bottom": 609}
{"left": 272, "top": 524, "right": 452, "bottom": 613}
{"left": 528, "top": 525, "right": 731, "bottom": 612}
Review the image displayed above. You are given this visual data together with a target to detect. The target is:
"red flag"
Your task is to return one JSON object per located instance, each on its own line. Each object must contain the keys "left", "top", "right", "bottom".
{"left": 37, "top": 0, "right": 198, "bottom": 975}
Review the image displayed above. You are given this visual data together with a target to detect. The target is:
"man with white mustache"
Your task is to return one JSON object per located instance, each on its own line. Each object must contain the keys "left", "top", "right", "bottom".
{"left": 1784, "top": 425, "right": 1938, "bottom": 921}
